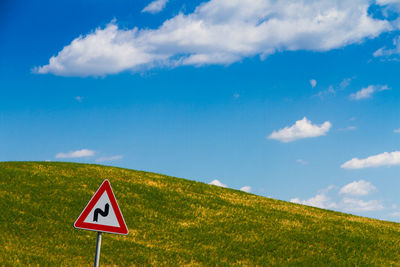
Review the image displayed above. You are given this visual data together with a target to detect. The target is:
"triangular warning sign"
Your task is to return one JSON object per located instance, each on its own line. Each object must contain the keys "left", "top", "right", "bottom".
{"left": 74, "top": 179, "right": 128, "bottom": 235}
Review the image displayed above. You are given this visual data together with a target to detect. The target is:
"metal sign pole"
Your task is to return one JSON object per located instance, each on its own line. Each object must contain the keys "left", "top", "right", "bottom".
{"left": 94, "top": 232, "right": 102, "bottom": 267}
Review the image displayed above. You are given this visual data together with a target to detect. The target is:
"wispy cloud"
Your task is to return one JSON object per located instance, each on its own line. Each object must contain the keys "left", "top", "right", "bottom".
{"left": 373, "top": 36, "right": 400, "bottom": 58}
{"left": 142, "top": 0, "right": 168, "bottom": 14}
{"left": 296, "top": 159, "right": 309, "bottom": 165}
{"left": 34, "top": 1, "right": 392, "bottom": 76}
{"left": 350, "top": 85, "right": 389, "bottom": 100}
{"left": 268, "top": 117, "right": 331, "bottom": 143}
{"left": 291, "top": 193, "right": 337, "bottom": 209}
{"left": 390, "top": 211, "right": 400, "bottom": 218}
{"left": 338, "top": 126, "right": 357, "bottom": 132}
{"left": 315, "top": 85, "right": 336, "bottom": 98}
{"left": 339, "top": 78, "right": 352, "bottom": 89}
{"left": 341, "top": 198, "right": 384, "bottom": 212}
{"left": 314, "top": 77, "right": 352, "bottom": 99}
{"left": 291, "top": 181, "right": 383, "bottom": 212}
{"left": 75, "top": 96, "right": 83, "bottom": 102}
{"left": 291, "top": 186, "right": 337, "bottom": 209}
{"left": 339, "top": 180, "right": 376, "bottom": 196}
{"left": 56, "top": 149, "right": 95, "bottom": 159}
{"left": 394, "top": 128, "right": 400, "bottom": 133}
{"left": 96, "top": 155, "right": 123, "bottom": 163}
{"left": 341, "top": 151, "right": 400, "bottom": 169}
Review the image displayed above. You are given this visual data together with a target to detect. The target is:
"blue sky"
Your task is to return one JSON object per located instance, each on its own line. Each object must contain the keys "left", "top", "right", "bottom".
{"left": 1, "top": 0, "right": 400, "bottom": 221}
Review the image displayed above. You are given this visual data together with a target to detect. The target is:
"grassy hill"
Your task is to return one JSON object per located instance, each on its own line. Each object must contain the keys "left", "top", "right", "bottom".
{"left": 1, "top": 161, "right": 400, "bottom": 266}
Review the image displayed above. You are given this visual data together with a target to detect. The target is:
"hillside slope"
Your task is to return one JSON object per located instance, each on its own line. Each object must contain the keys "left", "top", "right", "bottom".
{"left": 1, "top": 162, "right": 400, "bottom": 266}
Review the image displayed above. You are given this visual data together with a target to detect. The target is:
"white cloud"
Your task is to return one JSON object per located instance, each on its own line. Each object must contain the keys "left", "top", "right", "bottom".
{"left": 209, "top": 179, "right": 227, "bottom": 188}
{"left": 377, "top": 0, "right": 400, "bottom": 22}
{"left": 208, "top": 180, "right": 252, "bottom": 193}
{"left": 75, "top": 96, "right": 83, "bottom": 102}
{"left": 95, "top": 155, "right": 123, "bottom": 163}
{"left": 268, "top": 117, "right": 331, "bottom": 143}
{"left": 291, "top": 183, "right": 383, "bottom": 213}
{"left": 291, "top": 186, "right": 337, "bottom": 209}
{"left": 291, "top": 193, "right": 337, "bottom": 209}
{"left": 374, "top": 36, "right": 400, "bottom": 58}
{"left": 310, "top": 79, "right": 317, "bottom": 88}
{"left": 339, "top": 180, "right": 376, "bottom": 196}
{"left": 56, "top": 149, "right": 95, "bottom": 159}
{"left": 341, "top": 198, "right": 384, "bottom": 212}
{"left": 350, "top": 86, "right": 374, "bottom": 99}
{"left": 240, "top": 186, "right": 252, "bottom": 193}
{"left": 142, "top": 0, "right": 168, "bottom": 14}
{"left": 394, "top": 128, "right": 400, "bottom": 133}
{"left": 341, "top": 151, "right": 400, "bottom": 169}
{"left": 350, "top": 85, "right": 389, "bottom": 100}
{"left": 34, "top": 0, "right": 392, "bottom": 77}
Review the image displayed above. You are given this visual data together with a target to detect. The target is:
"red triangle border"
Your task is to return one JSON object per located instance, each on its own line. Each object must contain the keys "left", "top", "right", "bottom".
{"left": 74, "top": 179, "right": 129, "bottom": 235}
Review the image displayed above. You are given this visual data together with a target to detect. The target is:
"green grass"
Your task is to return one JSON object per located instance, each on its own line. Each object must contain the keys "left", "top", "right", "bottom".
{"left": 1, "top": 161, "right": 400, "bottom": 266}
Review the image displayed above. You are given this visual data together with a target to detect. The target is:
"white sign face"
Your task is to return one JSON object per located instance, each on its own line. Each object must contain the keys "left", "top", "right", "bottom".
{"left": 83, "top": 191, "right": 120, "bottom": 227}
{"left": 74, "top": 179, "right": 129, "bottom": 235}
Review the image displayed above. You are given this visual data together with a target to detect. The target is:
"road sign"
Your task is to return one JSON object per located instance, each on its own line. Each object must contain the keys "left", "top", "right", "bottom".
{"left": 74, "top": 179, "right": 129, "bottom": 235}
